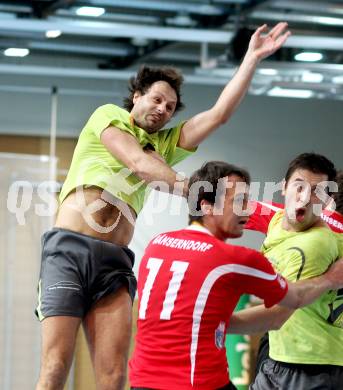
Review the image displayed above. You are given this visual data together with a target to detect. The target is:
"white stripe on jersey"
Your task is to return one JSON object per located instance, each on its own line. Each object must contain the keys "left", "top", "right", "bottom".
{"left": 258, "top": 201, "right": 282, "bottom": 212}
{"left": 190, "top": 264, "right": 277, "bottom": 385}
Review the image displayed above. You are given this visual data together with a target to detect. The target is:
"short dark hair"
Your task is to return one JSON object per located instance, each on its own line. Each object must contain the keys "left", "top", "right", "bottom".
{"left": 285, "top": 152, "right": 337, "bottom": 186}
{"left": 123, "top": 65, "right": 184, "bottom": 113}
{"left": 188, "top": 161, "right": 250, "bottom": 224}
{"left": 333, "top": 170, "right": 343, "bottom": 215}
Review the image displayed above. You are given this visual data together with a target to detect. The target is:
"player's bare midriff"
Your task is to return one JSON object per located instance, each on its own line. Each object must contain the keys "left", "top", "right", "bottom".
{"left": 55, "top": 186, "right": 136, "bottom": 246}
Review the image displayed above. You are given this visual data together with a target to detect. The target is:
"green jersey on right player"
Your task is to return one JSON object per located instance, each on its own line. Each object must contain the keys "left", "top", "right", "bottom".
{"left": 263, "top": 211, "right": 343, "bottom": 365}
{"left": 332, "top": 233, "right": 343, "bottom": 329}
{"left": 250, "top": 153, "right": 343, "bottom": 390}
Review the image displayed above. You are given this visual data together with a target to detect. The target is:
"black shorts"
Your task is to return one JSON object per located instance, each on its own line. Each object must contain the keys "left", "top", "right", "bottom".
{"left": 254, "top": 333, "right": 269, "bottom": 378}
{"left": 251, "top": 358, "right": 343, "bottom": 390}
{"left": 35, "top": 227, "right": 137, "bottom": 321}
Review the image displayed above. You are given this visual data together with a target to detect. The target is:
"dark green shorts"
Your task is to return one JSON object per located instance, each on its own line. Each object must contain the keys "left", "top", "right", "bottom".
{"left": 35, "top": 227, "right": 136, "bottom": 321}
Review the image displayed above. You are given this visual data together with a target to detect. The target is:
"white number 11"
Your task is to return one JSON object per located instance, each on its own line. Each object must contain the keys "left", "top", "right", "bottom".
{"left": 139, "top": 257, "right": 189, "bottom": 320}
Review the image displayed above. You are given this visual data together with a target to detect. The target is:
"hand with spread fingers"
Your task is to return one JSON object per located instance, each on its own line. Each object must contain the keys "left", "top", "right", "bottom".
{"left": 247, "top": 22, "right": 291, "bottom": 62}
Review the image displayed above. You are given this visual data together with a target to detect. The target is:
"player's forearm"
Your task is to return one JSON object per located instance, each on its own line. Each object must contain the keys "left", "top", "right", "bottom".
{"left": 228, "top": 305, "right": 293, "bottom": 334}
{"left": 131, "top": 153, "right": 188, "bottom": 197}
{"left": 212, "top": 53, "right": 259, "bottom": 124}
{"left": 285, "top": 275, "right": 332, "bottom": 309}
{"left": 178, "top": 54, "right": 259, "bottom": 150}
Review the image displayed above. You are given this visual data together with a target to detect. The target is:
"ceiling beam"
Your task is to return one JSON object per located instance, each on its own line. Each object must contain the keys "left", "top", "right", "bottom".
{"left": 269, "top": 1, "right": 343, "bottom": 16}
{"left": 39, "top": 0, "right": 78, "bottom": 17}
{"left": 249, "top": 9, "right": 343, "bottom": 27}
{"left": 0, "top": 3, "right": 31, "bottom": 13}
{"left": 85, "top": 0, "right": 241, "bottom": 15}
{"left": 2, "top": 61, "right": 343, "bottom": 80}
{"left": 0, "top": 17, "right": 234, "bottom": 43}
{"left": 285, "top": 35, "right": 343, "bottom": 51}
{"left": 25, "top": 41, "right": 136, "bottom": 57}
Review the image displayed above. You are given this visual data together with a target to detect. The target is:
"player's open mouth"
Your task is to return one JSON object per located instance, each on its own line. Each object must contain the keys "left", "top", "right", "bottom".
{"left": 295, "top": 208, "right": 306, "bottom": 222}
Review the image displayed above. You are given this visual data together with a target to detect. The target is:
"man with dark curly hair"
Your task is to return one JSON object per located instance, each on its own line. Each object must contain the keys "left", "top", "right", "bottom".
{"left": 35, "top": 23, "right": 290, "bottom": 390}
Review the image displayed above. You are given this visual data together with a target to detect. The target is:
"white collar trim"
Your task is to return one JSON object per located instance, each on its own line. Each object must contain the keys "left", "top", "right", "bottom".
{"left": 185, "top": 224, "right": 214, "bottom": 236}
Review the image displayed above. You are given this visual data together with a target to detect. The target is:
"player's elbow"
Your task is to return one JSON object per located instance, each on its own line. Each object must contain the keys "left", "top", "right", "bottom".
{"left": 268, "top": 307, "right": 293, "bottom": 330}
{"left": 214, "top": 112, "right": 229, "bottom": 126}
{"left": 220, "top": 112, "right": 233, "bottom": 125}
{"left": 269, "top": 316, "right": 286, "bottom": 330}
{"left": 217, "top": 105, "right": 234, "bottom": 125}
{"left": 293, "top": 296, "right": 303, "bottom": 309}
{"left": 289, "top": 290, "right": 304, "bottom": 309}
{"left": 125, "top": 158, "right": 137, "bottom": 174}
{"left": 127, "top": 154, "right": 151, "bottom": 180}
{"left": 208, "top": 107, "right": 230, "bottom": 127}
{"left": 279, "top": 288, "right": 302, "bottom": 310}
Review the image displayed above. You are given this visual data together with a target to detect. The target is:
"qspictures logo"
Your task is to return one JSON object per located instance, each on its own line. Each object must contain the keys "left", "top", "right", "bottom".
{"left": 6, "top": 160, "right": 338, "bottom": 234}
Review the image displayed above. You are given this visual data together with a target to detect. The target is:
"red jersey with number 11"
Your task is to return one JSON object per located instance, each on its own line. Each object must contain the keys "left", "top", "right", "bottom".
{"left": 129, "top": 225, "right": 288, "bottom": 389}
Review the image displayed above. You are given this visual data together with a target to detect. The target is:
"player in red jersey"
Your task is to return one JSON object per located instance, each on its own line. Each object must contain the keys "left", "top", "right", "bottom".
{"left": 129, "top": 161, "right": 343, "bottom": 390}
{"left": 325, "top": 170, "right": 343, "bottom": 231}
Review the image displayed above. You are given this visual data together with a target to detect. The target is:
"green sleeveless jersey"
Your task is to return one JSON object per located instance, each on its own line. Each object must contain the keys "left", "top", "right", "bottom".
{"left": 59, "top": 104, "right": 195, "bottom": 214}
{"left": 262, "top": 211, "right": 343, "bottom": 365}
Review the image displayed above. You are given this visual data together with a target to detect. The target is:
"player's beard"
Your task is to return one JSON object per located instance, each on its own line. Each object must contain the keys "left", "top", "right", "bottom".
{"left": 136, "top": 114, "right": 162, "bottom": 133}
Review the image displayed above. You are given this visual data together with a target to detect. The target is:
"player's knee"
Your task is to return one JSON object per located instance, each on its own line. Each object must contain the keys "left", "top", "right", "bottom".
{"left": 97, "top": 363, "right": 127, "bottom": 390}
{"left": 38, "top": 358, "right": 69, "bottom": 390}
{"left": 97, "top": 372, "right": 126, "bottom": 390}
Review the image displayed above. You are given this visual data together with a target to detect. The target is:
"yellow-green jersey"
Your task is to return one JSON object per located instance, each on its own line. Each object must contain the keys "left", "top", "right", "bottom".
{"left": 59, "top": 104, "right": 196, "bottom": 215}
{"left": 331, "top": 232, "right": 343, "bottom": 329}
{"left": 338, "top": 232, "right": 343, "bottom": 258}
{"left": 262, "top": 211, "right": 343, "bottom": 365}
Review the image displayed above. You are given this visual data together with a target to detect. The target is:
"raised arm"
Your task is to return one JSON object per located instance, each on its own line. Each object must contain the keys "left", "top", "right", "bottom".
{"left": 101, "top": 126, "right": 188, "bottom": 197}
{"left": 178, "top": 22, "right": 291, "bottom": 150}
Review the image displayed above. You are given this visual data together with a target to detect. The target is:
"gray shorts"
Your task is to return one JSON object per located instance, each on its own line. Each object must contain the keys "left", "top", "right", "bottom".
{"left": 251, "top": 358, "right": 343, "bottom": 390}
{"left": 35, "top": 228, "right": 137, "bottom": 321}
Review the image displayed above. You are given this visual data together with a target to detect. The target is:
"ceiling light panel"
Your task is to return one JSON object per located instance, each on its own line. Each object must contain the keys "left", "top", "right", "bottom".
{"left": 267, "top": 87, "right": 314, "bottom": 99}
{"left": 295, "top": 52, "right": 323, "bottom": 62}
{"left": 4, "top": 48, "right": 29, "bottom": 57}
{"left": 75, "top": 7, "right": 105, "bottom": 17}
{"left": 45, "top": 30, "right": 62, "bottom": 38}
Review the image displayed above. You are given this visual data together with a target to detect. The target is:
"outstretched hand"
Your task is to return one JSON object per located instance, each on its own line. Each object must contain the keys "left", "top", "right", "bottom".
{"left": 247, "top": 22, "right": 291, "bottom": 62}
